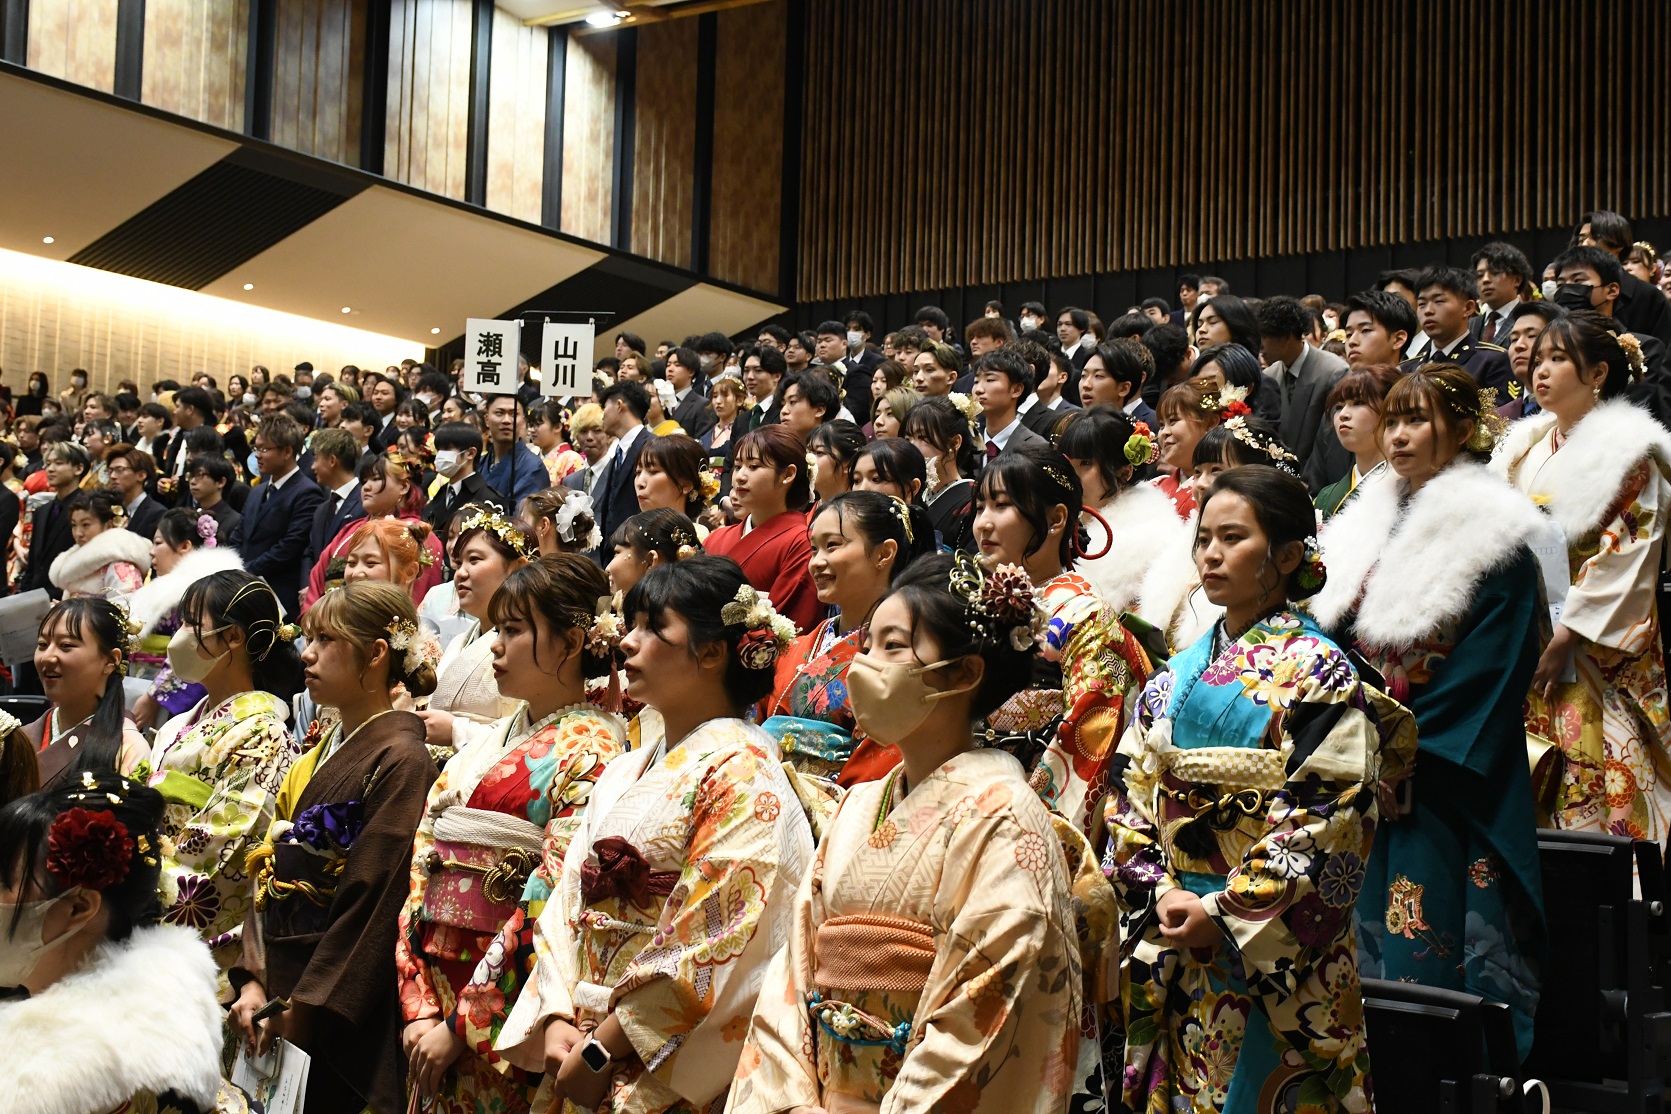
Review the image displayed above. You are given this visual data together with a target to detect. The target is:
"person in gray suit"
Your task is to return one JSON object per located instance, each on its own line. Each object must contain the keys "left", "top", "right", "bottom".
{"left": 1258, "top": 296, "right": 1350, "bottom": 486}
{"left": 971, "top": 349, "right": 1049, "bottom": 459}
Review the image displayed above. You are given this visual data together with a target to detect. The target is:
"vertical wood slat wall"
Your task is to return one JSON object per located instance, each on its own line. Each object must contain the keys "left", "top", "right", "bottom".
{"left": 271, "top": 0, "right": 365, "bottom": 165}
{"left": 708, "top": 1, "right": 784, "bottom": 293}
{"left": 485, "top": 7, "right": 547, "bottom": 224}
{"left": 629, "top": 19, "right": 697, "bottom": 270}
{"left": 141, "top": 0, "right": 250, "bottom": 132}
{"left": 384, "top": 0, "right": 472, "bottom": 201}
{"left": 560, "top": 32, "right": 617, "bottom": 245}
{"left": 798, "top": 0, "right": 1671, "bottom": 304}
{"left": 27, "top": 0, "right": 119, "bottom": 93}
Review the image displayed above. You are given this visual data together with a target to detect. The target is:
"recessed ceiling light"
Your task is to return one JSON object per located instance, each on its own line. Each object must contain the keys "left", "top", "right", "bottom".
{"left": 243, "top": 283, "right": 254, "bottom": 291}
{"left": 430, "top": 327, "right": 441, "bottom": 334}
{"left": 341, "top": 306, "right": 352, "bottom": 314}
{"left": 585, "top": 9, "right": 628, "bottom": 27}
{"left": 41, "top": 236, "right": 53, "bottom": 244}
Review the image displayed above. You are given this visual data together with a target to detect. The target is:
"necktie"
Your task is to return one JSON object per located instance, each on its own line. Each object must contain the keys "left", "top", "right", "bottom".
{"left": 261, "top": 481, "right": 274, "bottom": 507}
{"left": 582, "top": 464, "right": 595, "bottom": 492}
{"left": 1480, "top": 311, "right": 1497, "bottom": 345}
{"left": 985, "top": 440, "right": 999, "bottom": 460}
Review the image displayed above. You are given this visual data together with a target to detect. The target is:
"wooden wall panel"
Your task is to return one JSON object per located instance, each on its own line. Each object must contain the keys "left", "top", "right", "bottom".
{"left": 141, "top": 0, "right": 249, "bottom": 131}
{"left": 385, "top": 0, "right": 472, "bottom": 200}
{"left": 485, "top": 9, "right": 546, "bottom": 223}
{"left": 710, "top": 2, "right": 783, "bottom": 293}
{"left": 28, "top": 0, "right": 119, "bottom": 93}
{"left": 628, "top": 19, "right": 697, "bottom": 268}
{"left": 559, "top": 33, "right": 616, "bottom": 244}
{"left": 798, "top": 0, "right": 1671, "bottom": 302}
{"left": 270, "top": 0, "right": 364, "bottom": 165}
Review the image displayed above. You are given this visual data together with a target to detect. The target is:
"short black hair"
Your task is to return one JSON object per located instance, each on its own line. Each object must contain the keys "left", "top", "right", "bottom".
{"left": 1178, "top": 273, "right": 1202, "bottom": 290}
{"left": 914, "top": 305, "right": 951, "bottom": 330}
{"left": 1108, "top": 312, "right": 1150, "bottom": 340}
{"left": 186, "top": 453, "right": 235, "bottom": 490}
{"left": 1553, "top": 244, "right": 1625, "bottom": 288}
{"left": 432, "top": 421, "right": 484, "bottom": 455}
{"left": 972, "top": 349, "right": 1034, "bottom": 392}
{"left": 1415, "top": 265, "right": 1478, "bottom": 300}
{"left": 174, "top": 386, "right": 215, "bottom": 424}
{"left": 695, "top": 331, "right": 735, "bottom": 358}
{"left": 114, "top": 392, "right": 140, "bottom": 412}
{"left": 138, "top": 402, "right": 171, "bottom": 426}
{"left": 1140, "top": 296, "right": 1172, "bottom": 315}
{"left": 1375, "top": 268, "right": 1424, "bottom": 294}
{"left": 842, "top": 309, "right": 874, "bottom": 334}
{"left": 615, "top": 330, "right": 647, "bottom": 353}
{"left": 747, "top": 344, "right": 787, "bottom": 377}
{"left": 758, "top": 323, "right": 792, "bottom": 345}
{"left": 815, "top": 319, "right": 846, "bottom": 339}
{"left": 1140, "top": 323, "right": 1192, "bottom": 383}
{"left": 1343, "top": 289, "right": 1419, "bottom": 338}
{"left": 599, "top": 379, "right": 652, "bottom": 421}
{"left": 1257, "top": 295, "right": 1310, "bottom": 340}
{"left": 1470, "top": 241, "right": 1535, "bottom": 289}
{"left": 1019, "top": 301, "right": 1048, "bottom": 318}
{"left": 416, "top": 371, "right": 451, "bottom": 398}
{"left": 1578, "top": 210, "right": 1634, "bottom": 255}
{"left": 1056, "top": 306, "right": 1091, "bottom": 332}
{"left": 785, "top": 370, "right": 839, "bottom": 421}
{"left": 342, "top": 401, "right": 380, "bottom": 429}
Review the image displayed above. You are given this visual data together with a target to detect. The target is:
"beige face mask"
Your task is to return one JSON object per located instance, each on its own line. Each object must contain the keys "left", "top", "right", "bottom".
{"left": 846, "top": 653, "right": 971, "bottom": 746}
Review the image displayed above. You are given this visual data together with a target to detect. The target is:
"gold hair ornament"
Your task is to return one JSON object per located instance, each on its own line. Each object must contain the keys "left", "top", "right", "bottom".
{"left": 720, "top": 585, "right": 798, "bottom": 670}
{"left": 459, "top": 507, "right": 535, "bottom": 559}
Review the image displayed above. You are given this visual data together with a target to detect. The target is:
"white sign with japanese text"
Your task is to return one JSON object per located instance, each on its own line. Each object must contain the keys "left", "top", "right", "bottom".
{"left": 539, "top": 319, "right": 595, "bottom": 398}
{"left": 462, "top": 318, "right": 520, "bottom": 395}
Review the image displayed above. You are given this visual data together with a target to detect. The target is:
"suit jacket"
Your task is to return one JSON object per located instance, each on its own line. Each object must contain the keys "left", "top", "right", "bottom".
{"left": 228, "top": 471, "right": 325, "bottom": 614}
{"left": 372, "top": 414, "right": 402, "bottom": 452}
{"left": 983, "top": 421, "right": 1049, "bottom": 458}
{"left": 671, "top": 390, "right": 718, "bottom": 440}
{"left": 1468, "top": 304, "right": 1518, "bottom": 347}
{"left": 122, "top": 493, "right": 166, "bottom": 542}
{"left": 1265, "top": 345, "right": 1349, "bottom": 467}
{"left": 197, "top": 497, "right": 242, "bottom": 541}
{"left": 836, "top": 357, "right": 878, "bottom": 424}
{"left": 1020, "top": 399, "right": 1078, "bottom": 437}
{"left": 20, "top": 494, "right": 77, "bottom": 598}
{"left": 1128, "top": 399, "right": 1159, "bottom": 431}
{"left": 305, "top": 484, "right": 364, "bottom": 575}
{"left": 591, "top": 429, "right": 648, "bottom": 562}
{"left": 1400, "top": 335, "right": 1513, "bottom": 394}
{"left": 423, "top": 471, "right": 504, "bottom": 535}
{"left": 1617, "top": 272, "right": 1671, "bottom": 347}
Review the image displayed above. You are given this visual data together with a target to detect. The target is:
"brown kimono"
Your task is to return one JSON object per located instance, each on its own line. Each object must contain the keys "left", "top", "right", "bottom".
{"left": 234, "top": 709, "right": 437, "bottom": 1114}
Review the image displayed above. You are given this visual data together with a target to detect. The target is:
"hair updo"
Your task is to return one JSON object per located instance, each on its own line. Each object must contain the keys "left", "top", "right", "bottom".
{"left": 489, "top": 553, "right": 613, "bottom": 676}
{"left": 883, "top": 554, "right": 1033, "bottom": 718}
{"left": 180, "top": 571, "right": 305, "bottom": 699}
{"left": 1197, "top": 466, "right": 1326, "bottom": 600}
{"left": 622, "top": 555, "right": 779, "bottom": 711}
{"left": 301, "top": 579, "right": 438, "bottom": 697}
{"left": 1536, "top": 309, "right": 1639, "bottom": 401}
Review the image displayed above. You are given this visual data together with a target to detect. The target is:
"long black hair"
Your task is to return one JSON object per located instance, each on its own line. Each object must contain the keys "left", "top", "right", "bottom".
{"left": 976, "top": 442, "right": 1086, "bottom": 568}
{"left": 178, "top": 571, "right": 305, "bottom": 700}
{"left": 36, "top": 598, "right": 131, "bottom": 782}
{"left": 813, "top": 491, "right": 937, "bottom": 585}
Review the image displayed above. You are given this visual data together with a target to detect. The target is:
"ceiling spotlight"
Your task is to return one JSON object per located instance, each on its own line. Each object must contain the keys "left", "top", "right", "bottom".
{"left": 584, "top": 9, "right": 629, "bottom": 27}
{"left": 341, "top": 306, "right": 352, "bottom": 314}
{"left": 430, "top": 327, "right": 441, "bottom": 334}
{"left": 243, "top": 283, "right": 254, "bottom": 291}
{"left": 41, "top": 236, "right": 53, "bottom": 244}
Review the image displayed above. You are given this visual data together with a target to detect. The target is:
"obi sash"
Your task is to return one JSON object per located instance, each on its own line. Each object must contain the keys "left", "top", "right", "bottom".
{"left": 809, "top": 914, "right": 936, "bottom": 1104}
{"left": 421, "top": 805, "right": 543, "bottom": 932}
{"left": 762, "top": 715, "right": 856, "bottom": 779}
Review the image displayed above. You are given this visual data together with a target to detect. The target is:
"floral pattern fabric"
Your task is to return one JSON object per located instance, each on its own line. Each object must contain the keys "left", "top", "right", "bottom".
{"left": 729, "top": 748, "right": 1082, "bottom": 1114}
{"left": 496, "top": 717, "right": 814, "bottom": 1114}
{"left": 1104, "top": 612, "right": 1386, "bottom": 1114}
{"left": 761, "top": 617, "right": 902, "bottom": 789}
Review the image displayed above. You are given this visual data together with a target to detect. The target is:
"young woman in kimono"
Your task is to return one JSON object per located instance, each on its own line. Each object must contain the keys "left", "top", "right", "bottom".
{"left": 604, "top": 508, "right": 701, "bottom": 597}
{"left": 49, "top": 490, "right": 151, "bottom": 604}
{"left": 706, "top": 425, "right": 823, "bottom": 634}
{"left": 399, "top": 554, "right": 629, "bottom": 1112}
{"left": 0, "top": 770, "right": 253, "bottom": 1114}
{"left": 148, "top": 572, "right": 303, "bottom": 987}
{"left": 1313, "top": 365, "right": 1548, "bottom": 1057}
{"left": 971, "top": 441, "right": 1152, "bottom": 834}
{"left": 730, "top": 551, "right": 1086, "bottom": 1114}
{"left": 422, "top": 507, "right": 533, "bottom": 758}
{"left": 1058, "top": 406, "right": 1185, "bottom": 615}
{"left": 1105, "top": 466, "right": 1391, "bottom": 1114}
{"left": 302, "top": 449, "right": 445, "bottom": 611}
{"left": 901, "top": 395, "right": 980, "bottom": 553}
{"left": 760, "top": 491, "right": 934, "bottom": 789}
{"left": 1150, "top": 378, "right": 1221, "bottom": 519}
{"left": 228, "top": 580, "right": 440, "bottom": 1114}
{"left": 495, "top": 555, "right": 815, "bottom": 1114}
{"left": 28, "top": 598, "right": 151, "bottom": 786}
{"left": 1493, "top": 311, "right": 1671, "bottom": 840}
{"left": 1314, "top": 366, "right": 1397, "bottom": 522}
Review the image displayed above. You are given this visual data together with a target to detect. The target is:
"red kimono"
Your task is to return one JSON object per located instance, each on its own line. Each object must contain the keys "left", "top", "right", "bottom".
{"left": 1150, "top": 471, "right": 1197, "bottom": 519}
{"left": 705, "top": 509, "right": 822, "bottom": 634}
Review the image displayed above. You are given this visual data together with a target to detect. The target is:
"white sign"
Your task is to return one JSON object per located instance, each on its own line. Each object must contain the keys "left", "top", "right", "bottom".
{"left": 0, "top": 589, "right": 49, "bottom": 666}
{"left": 540, "top": 318, "right": 595, "bottom": 398}
{"left": 462, "top": 318, "right": 520, "bottom": 395}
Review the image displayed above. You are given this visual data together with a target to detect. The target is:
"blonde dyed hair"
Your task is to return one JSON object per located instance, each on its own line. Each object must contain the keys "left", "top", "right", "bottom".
{"left": 302, "top": 579, "right": 437, "bottom": 697}
{"left": 344, "top": 517, "right": 433, "bottom": 593}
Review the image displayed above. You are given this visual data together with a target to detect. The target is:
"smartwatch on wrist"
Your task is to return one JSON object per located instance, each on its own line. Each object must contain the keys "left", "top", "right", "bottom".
{"left": 579, "top": 1036, "right": 616, "bottom": 1074}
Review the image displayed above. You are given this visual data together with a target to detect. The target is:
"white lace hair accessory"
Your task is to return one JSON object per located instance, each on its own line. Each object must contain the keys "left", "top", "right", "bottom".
{"left": 556, "top": 491, "right": 603, "bottom": 550}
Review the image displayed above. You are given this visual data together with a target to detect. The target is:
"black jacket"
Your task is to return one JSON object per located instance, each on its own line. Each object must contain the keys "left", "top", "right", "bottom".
{"left": 228, "top": 472, "right": 326, "bottom": 614}
{"left": 20, "top": 494, "right": 76, "bottom": 598}
{"left": 423, "top": 471, "right": 504, "bottom": 536}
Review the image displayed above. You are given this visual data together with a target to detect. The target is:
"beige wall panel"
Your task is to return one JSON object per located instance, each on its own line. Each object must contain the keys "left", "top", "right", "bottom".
{"left": 384, "top": 0, "right": 472, "bottom": 200}
{"left": 710, "top": 1, "right": 784, "bottom": 293}
{"left": 269, "top": 0, "right": 364, "bottom": 164}
{"left": 142, "top": 0, "right": 249, "bottom": 131}
{"left": 28, "top": 0, "right": 119, "bottom": 93}
{"left": 486, "top": 9, "right": 547, "bottom": 223}
{"left": 628, "top": 19, "right": 696, "bottom": 269}
{"left": 559, "top": 32, "right": 615, "bottom": 244}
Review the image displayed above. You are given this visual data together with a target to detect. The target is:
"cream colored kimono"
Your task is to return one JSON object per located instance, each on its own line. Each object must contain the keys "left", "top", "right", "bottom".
{"left": 729, "top": 748, "right": 1081, "bottom": 1114}
{"left": 433, "top": 622, "right": 524, "bottom": 754}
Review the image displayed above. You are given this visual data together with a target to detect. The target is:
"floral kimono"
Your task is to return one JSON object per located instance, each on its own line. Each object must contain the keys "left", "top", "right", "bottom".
{"left": 127, "top": 547, "right": 248, "bottom": 723}
{"left": 761, "top": 617, "right": 902, "bottom": 788}
{"left": 396, "top": 704, "right": 627, "bottom": 1114}
{"left": 1493, "top": 399, "right": 1671, "bottom": 842}
{"left": 1104, "top": 611, "right": 1393, "bottom": 1114}
{"left": 497, "top": 717, "right": 814, "bottom": 1114}
{"left": 48, "top": 526, "right": 150, "bottom": 602}
{"left": 988, "top": 570, "right": 1152, "bottom": 835}
{"left": 1313, "top": 460, "right": 1547, "bottom": 1057}
{"left": 149, "top": 691, "right": 297, "bottom": 989}
{"left": 729, "top": 749, "right": 1082, "bottom": 1114}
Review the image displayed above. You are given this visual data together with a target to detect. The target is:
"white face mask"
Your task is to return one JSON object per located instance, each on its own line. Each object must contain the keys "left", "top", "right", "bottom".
{"left": 241, "top": 392, "right": 256, "bottom": 406}
{"left": 167, "top": 624, "right": 231, "bottom": 684}
{"left": 295, "top": 386, "right": 312, "bottom": 401}
{"left": 1019, "top": 316, "right": 1040, "bottom": 332}
{"left": 0, "top": 894, "right": 77, "bottom": 989}
{"left": 845, "top": 330, "right": 863, "bottom": 349}
{"left": 434, "top": 449, "right": 464, "bottom": 479}
{"left": 1541, "top": 278, "right": 1560, "bottom": 301}
{"left": 71, "top": 377, "right": 86, "bottom": 389}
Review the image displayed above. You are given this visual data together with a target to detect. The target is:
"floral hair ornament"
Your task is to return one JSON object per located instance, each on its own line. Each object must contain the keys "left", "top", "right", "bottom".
{"left": 459, "top": 507, "right": 535, "bottom": 559}
{"left": 384, "top": 445, "right": 428, "bottom": 483}
{"left": 1432, "top": 374, "right": 1507, "bottom": 453}
{"left": 697, "top": 466, "right": 722, "bottom": 502}
{"left": 804, "top": 452, "right": 819, "bottom": 492}
{"left": 720, "top": 585, "right": 799, "bottom": 671}
{"left": 1223, "top": 416, "right": 1301, "bottom": 477}
{"left": 889, "top": 496, "right": 914, "bottom": 543}
{"left": 1211, "top": 382, "right": 1253, "bottom": 420}
{"left": 1124, "top": 421, "right": 1158, "bottom": 467}
{"left": 1617, "top": 331, "right": 1647, "bottom": 379}
{"left": 195, "top": 513, "right": 218, "bottom": 548}
{"left": 587, "top": 595, "right": 624, "bottom": 658}
{"left": 947, "top": 393, "right": 980, "bottom": 424}
{"left": 47, "top": 807, "right": 135, "bottom": 891}
{"left": 1297, "top": 537, "right": 1328, "bottom": 594}
{"left": 555, "top": 491, "right": 602, "bottom": 550}
{"left": 385, "top": 616, "right": 432, "bottom": 677}
{"left": 948, "top": 552, "right": 1046, "bottom": 652}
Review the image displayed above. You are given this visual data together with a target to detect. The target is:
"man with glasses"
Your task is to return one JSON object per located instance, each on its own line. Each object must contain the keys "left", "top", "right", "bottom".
{"left": 228, "top": 413, "right": 324, "bottom": 615}
{"left": 106, "top": 444, "right": 164, "bottom": 539}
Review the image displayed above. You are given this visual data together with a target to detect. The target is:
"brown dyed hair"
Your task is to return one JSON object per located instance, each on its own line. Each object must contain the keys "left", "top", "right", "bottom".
{"left": 1326, "top": 364, "right": 1401, "bottom": 412}
{"left": 1382, "top": 363, "right": 1486, "bottom": 460}
{"left": 732, "top": 425, "right": 812, "bottom": 511}
{"left": 636, "top": 433, "right": 708, "bottom": 516}
{"left": 488, "top": 553, "right": 612, "bottom": 674}
{"left": 301, "top": 579, "right": 437, "bottom": 697}
{"left": 344, "top": 517, "right": 434, "bottom": 594}
{"left": 1156, "top": 377, "right": 1220, "bottom": 426}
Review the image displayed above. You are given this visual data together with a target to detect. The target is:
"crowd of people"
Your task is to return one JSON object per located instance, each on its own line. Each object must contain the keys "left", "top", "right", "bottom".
{"left": 0, "top": 206, "right": 1668, "bottom": 1113}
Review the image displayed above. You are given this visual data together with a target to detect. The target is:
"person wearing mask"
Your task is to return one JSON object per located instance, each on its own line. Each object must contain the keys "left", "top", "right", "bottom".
{"left": 425, "top": 421, "right": 503, "bottom": 536}
{"left": 58, "top": 368, "right": 90, "bottom": 415}
{"left": 1574, "top": 209, "right": 1671, "bottom": 346}
{"left": 228, "top": 414, "right": 324, "bottom": 616}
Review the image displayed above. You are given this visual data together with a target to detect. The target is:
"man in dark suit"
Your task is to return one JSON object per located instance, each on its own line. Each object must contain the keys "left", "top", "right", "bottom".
{"left": 1258, "top": 296, "right": 1350, "bottom": 475}
{"left": 591, "top": 380, "right": 652, "bottom": 562}
{"left": 1577, "top": 209, "right": 1671, "bottom": 346}
{"left": 18, "top": 441, "right": 90, "bottom": 599}
{"left": 743, "top": 345, "right": 786, "bottom": 430}
{"left": 425, "top": 422, "right": 504, "bottom": 537}
{"left": 972, "top": 350, "right": 1049, "bottom": 459}
{"left": 162, "top": 387, "right": 215, "bottom": 495}
{"left": 1399, "top": 266, "right": 1512, "bottom": 392}
{"left": 229, "top": 414, "right": 324, "bottom": 616}
{"left": 363, "top": 372, "right": 406, "bottom": 452}
{"left": 1168, "top": 275, "right": 1202, "bottom": 327}
{"left": 1011, "top": 342, "right": 1080, "bottom": 439}
{"left": 665, "top": 347, "right": 717, "bottom": 440}
{"left": 303, "top": 428, "right": 365, "bottom": 575}
{"left": 1468, "top": 242, "right": 1535, "bottom": 348}
{"left": 107, "top": 444, "right": 165, "bottom": 541}
{"left": 841, "top": 310, "right": 886, "bottom": 378}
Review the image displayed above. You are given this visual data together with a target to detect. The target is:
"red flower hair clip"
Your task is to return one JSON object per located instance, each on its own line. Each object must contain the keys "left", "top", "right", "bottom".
{"left": 47, "top": 808, "right": 135, "bottom": 891}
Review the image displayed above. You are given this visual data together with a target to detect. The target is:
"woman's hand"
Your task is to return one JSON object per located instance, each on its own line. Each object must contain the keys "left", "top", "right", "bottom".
{"left": 416, "top": 709, "right": 455, "bottom": 747}
{"left": 1533, "top": 623, "right": 1578, "bottom": 701}
{"left": 228, "top": 981, "right": 268, "bottom": 1055}
{"left": 555, "top": 1036, "right": 612, "bottom": 1111}
{"left": 273, "top": 999, "right": 313, "bottom": 1052}
{"left": 409, "top": 1019, "right": 467, "bottom": 1098}
{"left": 402, "top": 1017, "right": 440, "bottom": 1059}
{"left": 132, "top": 692, "right": 159, "bottom": 731}
{"left": 1156, "top": 888, "right": 1222, "bottom": 949}
{"left": 536, "top": 1019, "right": 586, "bottom": 1109}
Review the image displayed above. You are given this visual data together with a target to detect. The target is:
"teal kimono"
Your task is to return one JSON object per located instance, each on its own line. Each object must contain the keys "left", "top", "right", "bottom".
{"left": 1105, "top": 611, "right": 1385, "bottom": 1114}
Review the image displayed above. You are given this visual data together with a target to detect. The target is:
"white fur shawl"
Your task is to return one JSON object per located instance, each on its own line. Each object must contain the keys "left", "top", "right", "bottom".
{"left": 1491, "top": 398, "right": 1671, "bottom": 541}
{"left": 127, "top": 545, "right": 247, "bottom": 635}
{"left": 47, "top": 527, "right": 152, "bottom": 596}
{"left": 1080, "top": 483, "right": 1190, "bottom": 614}
{"left": 1311, "top": 460, "right": 1545, "bottom": 648}
{"left": 0, "top": 924, "right": 225, "bottom": 1114}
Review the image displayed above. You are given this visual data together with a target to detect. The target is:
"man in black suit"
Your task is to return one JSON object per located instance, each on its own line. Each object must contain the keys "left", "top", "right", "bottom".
{"left": 841, "top": 310, "right": 886, "bottom": 378}
{"left": 303, "top": 428, "right": 365, "bottom": 576}
{"left": 363, "top": 372, "right": 406, "bottom": 451}
{"left": 162, "top": 387, "right": 215, "bottom": 494}
{"left": 1468, "top": 242, "right": 1535, "bottom": 347}
{"left": 666, "top": 347, "right": 717, "bottom": 440}
{"left": 1169, "top": 275, "right": 1202, "bottom": 327}
{"left": 425, "top": 422, "right": 504, "bottom": 537}
{"left": 229, "top": 414, "right": 324, "bottom": 616}
{"left": 1011, "top": 342, "right": 1079, "bottom": 439}
{"left": 186, "top": 454, "right": 242, "bottom": 540}
{"left": 19, "top": 441, "right": 91, "bottom": 598}
{"left": 591, "top": 380, "right": 652, "bottom": 562}
{"left": 743, "top": 345, "right": 786, "bottom": 430}
{"left": 1577, "top": 210, "right": 1671, "bottom": 346}
{"left": 107, "top": 444, "right": 165, "bottom": 541}
{"left": 1399, "top": 266, "right": 1512, "bottom": 393}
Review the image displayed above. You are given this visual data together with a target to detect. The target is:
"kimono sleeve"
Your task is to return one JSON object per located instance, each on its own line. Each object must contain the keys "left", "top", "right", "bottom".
{"left": 1102, "top": 675, "right": 1178, "bottom": 931}
{"left": 1047, "top": 601, "right": 1149, "bottom": 833}
{"left": 1199, "top": 650, "right": 1380, "bottom": 993}
{"left": 1560, "top": 459, "right": 1667, "bottom": 654}
{"left": 394, "top": 765, "right": 452, "bottom": 1023}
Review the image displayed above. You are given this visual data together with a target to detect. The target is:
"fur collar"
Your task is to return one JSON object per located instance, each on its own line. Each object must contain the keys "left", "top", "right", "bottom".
{"left": 1, "top": 924, "right": 225, "bottom": 1114}
{"left": 127, "top": 545, "right": 247, "bottom": 635}
{"left": 48, "top": 527, "right": 152, "bottom": 594}
{"left": 1491, "top": 398, "right": 1671, "bottom": 541}
{"left": 1135, "top": 509, "right": 1200, "bottom": 636}
{"left": 1311, "top": 460, "right": 1545, "bottom": 648}
{"left": 1081, "top": 483, "right": 1189, "bottom": 613}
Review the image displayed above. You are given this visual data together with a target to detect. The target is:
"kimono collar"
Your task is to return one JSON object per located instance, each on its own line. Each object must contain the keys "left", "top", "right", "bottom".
{"left": 1311, "top": 459, "right": 1545, "bottom": 649}
{"left": 1, "top": 925, "right": 226, "bottom": 1114}
{"left": 1490, "top": 397, "right": 1671, "bottom": 540}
